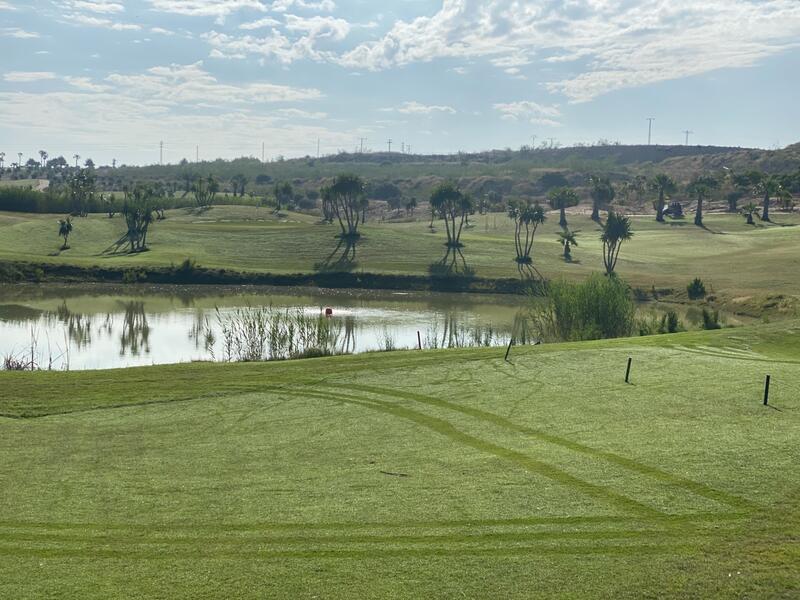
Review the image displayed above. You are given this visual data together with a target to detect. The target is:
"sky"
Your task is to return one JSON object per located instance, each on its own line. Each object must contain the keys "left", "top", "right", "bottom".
{"left": 2, "top": 0, "right": 800, "bottom": 166}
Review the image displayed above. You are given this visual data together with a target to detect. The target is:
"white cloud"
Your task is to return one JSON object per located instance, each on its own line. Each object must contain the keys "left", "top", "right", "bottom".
{"left": 383, "top": 101, "right": 456, "bottom": 115}
{"left": 275, "top": 108, "right": 327, "bottom": 119}
{"left": 63, "top": 13, "right": 142, "bottom": 30}
{"left": 150, "top": 27, "right": 175, "bottom": 35}
{"left": 64, "top": 76, "right": 112, "bottom": 92}
{"left": 270, "top": 0, "right": 335, "bottom": 12}
{"left": 148, "top": 0, "right": 267, "bottom": 23}
{"left": 239, "top": 17, "right": 282, "bottom": 30}
{"left": 3, "top": 71, "right": 58, "bottom": 82}
{"left": 0, "top": 27, "right": 40, "bottom": 38}
{"left": 66, "top": 1, "right": 125, "bottom": 14}
{"left": 105, "top": 61, "right": 322, "bottom": 105}
{"left": 284, "top": 14, "right": 350, "bottom": 40}
{"left": 493, "top": 100, "right": 561, "bottom": 126}
{"left": 336, "top": 0, "right": 800, "bottom": 102}
{"left": 0, "top": 1, "right": 17, "bottom": 9}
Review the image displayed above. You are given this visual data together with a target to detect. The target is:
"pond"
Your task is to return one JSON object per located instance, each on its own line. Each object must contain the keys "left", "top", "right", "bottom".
{"left": 0, "top": 285, "right": 531, "bottom": 370}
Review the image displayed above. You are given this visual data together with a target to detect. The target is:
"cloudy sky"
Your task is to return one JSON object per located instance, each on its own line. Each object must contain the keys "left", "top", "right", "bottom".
{"left": 2, "top": 0, "right": 799, "bottom": 165}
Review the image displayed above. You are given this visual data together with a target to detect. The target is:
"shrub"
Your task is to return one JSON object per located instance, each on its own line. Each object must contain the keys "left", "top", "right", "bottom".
{"left": 636, "top": 310, "right": 682, "bottom": 337}
{"left": 701, "top": 308, "right": 722, "bottom": 330}
{"left": 687, "top": 278, "right": 706, "bottom": 300}
{"left": 531, "top": 274, "right": 635, "bottom": 342}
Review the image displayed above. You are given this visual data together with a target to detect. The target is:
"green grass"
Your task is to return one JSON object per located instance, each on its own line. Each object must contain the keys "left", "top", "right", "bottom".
{"left": 1, "top": 323, "right": 799, "bottom": 597}
{"left": 2, "top": 205, "right": 800, "bottom": 306}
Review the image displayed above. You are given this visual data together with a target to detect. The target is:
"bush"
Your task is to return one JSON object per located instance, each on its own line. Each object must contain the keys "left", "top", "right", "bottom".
{"left": 687, "top": 278, "right": 706, "bottom": 300}
{"left": 701, "top": 308, "right": 722, "bottom": 330}
{"left": 637, "top": 310, "right": 682, "bottom": 336}
{"left": 531, "top": 274, "right": 635, "bottom": 342}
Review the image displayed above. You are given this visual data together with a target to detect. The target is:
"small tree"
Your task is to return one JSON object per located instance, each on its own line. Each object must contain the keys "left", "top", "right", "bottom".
{"left": 601, "top": 211, "right": 633, "bottom": 275}
{"left": 329, "top": 174, "right": 367, "bottom": 238}
{"left": 649, "top": 174, "right": 677, "bottom": 222}
{"left": 741, "top": 202, "right": 758, "bottom": 225}
{"left": 507, "top": 200, "right": 546, "bottom": 263}
{"left": 66, "top": 168, "right": 96, "bottom": 216}
{"left": 58, "top": 217, "right": 72, "bottom": 249}
{"left": 687, "top": 278, "right": 706, "bottom": 300}
{"left": 122, "top": 183, "right": 158, "bottom": 252}
{"left": 557, "top": 228, "right": 579, "bottom": 261}
{"left": 589, "top": 175, "right": 614, "bottom": 221}
{"left": 430, "top": 182, "right": 474, "bottom": 247}
{"left": 320, "top": 185, "right": 335, "bottom": 223}
{"left": 547, "top": 187, "right": 579, "bottom": 228}
{"left": 273, "top": 181, "right": 294, "bottom": 212}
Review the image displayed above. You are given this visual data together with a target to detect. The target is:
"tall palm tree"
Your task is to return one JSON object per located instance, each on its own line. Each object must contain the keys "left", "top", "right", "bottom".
{"left": 601, "top": 211, "right": 633, "bottom": 275}
{"left": 589, "top": 175, "right": 614, "bottom": 221}
{"left": 547, "top": 186, "right": 579, "bottom": 228}
{"left": 73, "top": 154, "right": 80, "bottom": 168}
{"left": 58, "top": 217, "right": 73, "bottom": 249}
{"left": 649, "top": 174, "right": 677, "bottom": 222}
{"left": 39, "top": 150, "right": 48, "bottom": 168}
{"left": 0, "top": 152, "right": 4, "bottom": 169}
{"left": 686, "top": 175, "right": 718, "bottom": 226}
{"left": 557, "top": 228, "right": 579, "bottom": 261}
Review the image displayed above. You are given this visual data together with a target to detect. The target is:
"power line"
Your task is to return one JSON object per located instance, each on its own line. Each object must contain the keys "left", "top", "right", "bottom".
{"left": 387, "top": 139, "right": 393, "bottom": 153}
{"left": 159, "top": 140, "right": 163, "bottom": 165}
{"left": 683, "top": 130, "right": 694, "bottom": 145}
{"left": 359, "top": 137, "right": 367, "bottom": 153}
{"left": 646, "top": 118, "right": 655, "bottom": 145}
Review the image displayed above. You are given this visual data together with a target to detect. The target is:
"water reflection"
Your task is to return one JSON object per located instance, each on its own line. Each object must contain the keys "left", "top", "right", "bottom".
{"left": 119, "top": 301, "right": 151, "bottom": 356}
{"left": 0, "top": 286, "right": 528, "bottom": 370}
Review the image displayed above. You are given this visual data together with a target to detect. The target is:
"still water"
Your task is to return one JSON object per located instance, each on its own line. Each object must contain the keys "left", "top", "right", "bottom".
{"left": 0, "top": 285, "right": 530, "bottom": 370}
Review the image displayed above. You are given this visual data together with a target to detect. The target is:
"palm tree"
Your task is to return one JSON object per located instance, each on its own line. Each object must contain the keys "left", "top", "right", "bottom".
{"left": 507, "top": 200, "right": 546, "bottom": 263}
{"left": 58, "top": 217, "right": 73, "bottom": 249}
{"left": 39, "top": 150, "right": 48, "bottom": 168}
{"left": 0, "top": 152, "right": 4, "bottom": 169}
{"left": 73, "top": 154, "right": 80, "bottom": 168}
{"left": 601, "top": 211, "right": 633, "bottom": 275}
{"left": 649, "top": 174, "right": 677, "bottom": 222}
{"left": 547, "top": 186, "right": 579, "bottom": 228}
{"left": 430, "top": 182, "right": 474, "bottom": 247}
{"left": 589, "top": 175, "right": 614, "bottom": 221}
{"left": 756, "top": 174, "right": 786, "bottom": 221}
{"left": 557, "top": 228, "right": 579, "bottom": 261}
{"left": 741, "top": 202, "right": 758, "bottom": 225}
{"left": 686, "top": 175, "right": 718, "bottom": 226}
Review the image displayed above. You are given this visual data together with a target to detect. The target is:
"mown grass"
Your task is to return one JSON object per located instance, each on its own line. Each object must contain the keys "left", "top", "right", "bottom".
{"left": 1, "top": 205, "right": 799, "bottom": 304}
{"left": 1, "top": 322, "right": 799, "bottom": 598}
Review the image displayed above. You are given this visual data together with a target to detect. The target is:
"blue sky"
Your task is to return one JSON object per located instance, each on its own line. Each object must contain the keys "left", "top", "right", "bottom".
{"left": 2, "top": 0, "right": 799, "bottom": 166}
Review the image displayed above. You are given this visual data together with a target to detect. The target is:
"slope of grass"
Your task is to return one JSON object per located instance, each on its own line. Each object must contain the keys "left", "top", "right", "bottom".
{"left": 1, "top": 323, "right": 799, "bottom": 598}
{"left": 2, "top": 206, "right": 800, "bottom": 304}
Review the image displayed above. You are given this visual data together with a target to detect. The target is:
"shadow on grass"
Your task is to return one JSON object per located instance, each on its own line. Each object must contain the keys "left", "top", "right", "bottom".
{"left": 428, "top": 246, "right": 475, "bottom": 279}
{"left": 314, "top": 236, "right": 358, "bottom": 273}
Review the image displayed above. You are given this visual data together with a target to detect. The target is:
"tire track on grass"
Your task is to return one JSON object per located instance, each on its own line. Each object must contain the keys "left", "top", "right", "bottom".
{"left": 284, "top": 388, "right": 663, "bottom": 518}
{"left": 340, "top": 384, "right": 755, "bottom": 512}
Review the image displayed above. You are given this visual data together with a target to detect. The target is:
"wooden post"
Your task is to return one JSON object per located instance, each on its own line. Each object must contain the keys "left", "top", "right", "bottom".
{"left": 504, "top": 338, "right": 514, "bottom": 362}
{"left": 764, "top": 375, "right": 771, "bottom": 406}
{"left": 417, "top": 330, "right": 422, "bottom": 350}
{"left": 625, "top": 357, "right": 632, "bottom": 383}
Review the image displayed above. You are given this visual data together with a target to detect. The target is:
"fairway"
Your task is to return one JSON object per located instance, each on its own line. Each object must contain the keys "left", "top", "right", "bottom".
{"left": 3, "top": 206, "right": 800, "bottom": 308}
{"left": 2, "top": 323, "right": 798, "bottom": 598}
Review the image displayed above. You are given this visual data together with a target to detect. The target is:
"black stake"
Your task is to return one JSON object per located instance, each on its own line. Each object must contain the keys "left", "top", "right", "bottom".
{"left": 417, "top": 330, "right": 422, "bottom": 350}
{"left": 625, "top": 357, "right": 632, "bottom": 383}
{"left": 504, "top": 338, "right": 514, "bottom": 362}
{"left": 764, "top": 375, "right": 771, "bottom": 406}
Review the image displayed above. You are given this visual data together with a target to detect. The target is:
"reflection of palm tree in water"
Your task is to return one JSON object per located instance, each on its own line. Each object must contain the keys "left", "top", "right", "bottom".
{"left": 51, "top": 301, "right": 92, "bottom": 348}
{"left": 119, "top": 301, "right": 151, "bottom": 356}
{"left": 338, "top": 315, "right": 357, "bottom": 354}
